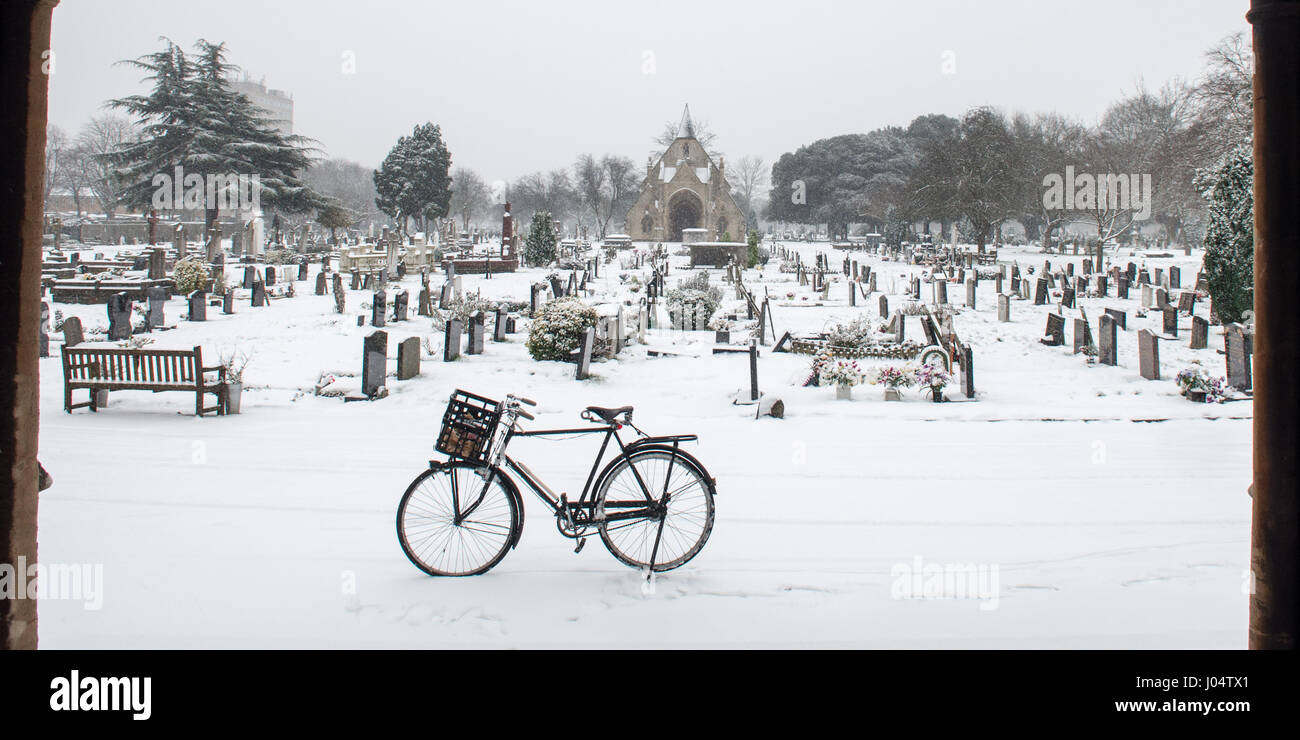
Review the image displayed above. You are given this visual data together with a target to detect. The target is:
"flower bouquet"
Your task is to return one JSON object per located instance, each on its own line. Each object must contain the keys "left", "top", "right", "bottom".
{"left": 819, "top": 358, "right": 865, "bottom": 400}
{"left": 873, "top": 365, "right": 916, "bottom": 401}
{"left": 917, "top": 363, "right": 951, "bottom": 402}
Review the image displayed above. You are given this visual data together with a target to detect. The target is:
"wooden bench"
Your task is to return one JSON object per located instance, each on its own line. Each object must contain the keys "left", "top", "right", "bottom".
{"left": 62, "top": 345, "right": 226, "bottom": 416}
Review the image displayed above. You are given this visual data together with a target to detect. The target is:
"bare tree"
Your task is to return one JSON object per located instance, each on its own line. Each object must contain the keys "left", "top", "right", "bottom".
{"left": 304, "top": 158, "right": 383, "bottom": 229}
{"left": 449, "top": 167, "right": 491, "bottom": 230}
{"left": 76, "top": 115, "right": 136, "bottom": 218}
{"left": 652, "top": 118, "right": 719, "bottom": 159}
{"left": 573, "top": 154, "right": 639, "bottom": 238}
{"left": 44, "top": 125, "right": 68, "bottom": 211}
{"left": 731, "top": 155, "right": 767, "bottom": 228}
{"left": 1193, "top": 32, "right": 1253, "bottom": 161}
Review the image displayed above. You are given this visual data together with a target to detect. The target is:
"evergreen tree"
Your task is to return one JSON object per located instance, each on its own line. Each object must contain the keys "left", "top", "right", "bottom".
{"left": 524, "top": 211, "right": 557, "bottom": 266}
{"left": 108, "top": 39, "right": 324, "bottom": 230}
{"left": 373, "top": 123, "right": 452, "bottom": 234}
{"left": 1196, "top": 145, "right": 1254, "bottom": 324}
{"left": 746, "top": 230, "right": 760, "bottom": 268}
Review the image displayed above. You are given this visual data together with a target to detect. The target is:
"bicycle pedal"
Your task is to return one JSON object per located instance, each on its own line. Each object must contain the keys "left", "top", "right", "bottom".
{"left": 574, "top": 538, "right": 586, "bottom": 554}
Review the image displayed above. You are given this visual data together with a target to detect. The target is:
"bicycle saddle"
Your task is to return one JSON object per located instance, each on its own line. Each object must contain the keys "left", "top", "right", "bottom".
{"left": 585, "top": 405, "right": 633, "bottom": 423}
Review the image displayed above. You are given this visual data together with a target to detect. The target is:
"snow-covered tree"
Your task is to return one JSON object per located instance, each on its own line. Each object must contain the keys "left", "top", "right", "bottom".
{"left": 449, "top": 167, "right": 490, "bottom": 231}
{"left": 524, "top": 211, "right": 557, "bottom": 266}
{"left": 1196, "top": 145, "right": 1253, "bottom": 325}
{"left": 374, "top": 123, "right": 452, "bottom": 234}
{"left": 108, "top": 39, "right": 324, "bottom": 229}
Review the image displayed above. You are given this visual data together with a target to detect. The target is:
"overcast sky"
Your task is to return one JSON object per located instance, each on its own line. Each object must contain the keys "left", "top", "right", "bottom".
{"left": 48, "top": 0, "right": 1249, "bottom": 186}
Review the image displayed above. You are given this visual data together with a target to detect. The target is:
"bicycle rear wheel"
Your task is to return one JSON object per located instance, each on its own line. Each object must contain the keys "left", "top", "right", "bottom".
{"left": 595, "top": 449, "right": 714, "bottom": 572}
{"left": 397, "top": 463, "right": 520, "bottom": 576}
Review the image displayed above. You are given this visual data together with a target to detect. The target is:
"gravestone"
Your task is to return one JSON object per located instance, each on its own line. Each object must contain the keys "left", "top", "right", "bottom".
{"left": 1225, "top": 323, "right": 1252, "bottom": 391}
{"left": 372, "top": 290, "right": 387, "bottom": 327}
{"left": 439, "top": 283, "right": 453, "bottom": 307}
{"left": 298, "top": 262, "right": 308, "bottom": 281}
{"left": 848, "top": 282, "right": 856, "bottom": 306}
{"left": 894, "top": 313, "right": 906, "bottom": 343}
{"left": 362, "top": 273, "right": 373, "bottom": 291}
{"left": 333, "top": 275, "right": 345, "bottom": 314}
{"left": 148, "top": 247, "right": 166, "bottom": 280}
{"left": 1072, "top": 318, "right": 1092, "bottom": 354}
{"left": 1096, "top": 275, "right": 1107, "bottom": 296}
{"left": 1177, "top": 291, "right": 1196, "bottom": 315}
{"left": 243, "top": 266, "right": 256, "bottom": 289}
{"left": 397, "top": 337, "right": 420, "bottom": 380}
{"left": 1061, "top": 287, "right": 1075, "bottom": 309}
{"left": 966, "top": 279, "right": 976, "bottom": 309}
{"left": 467, "top": 312, "right": 485, "bottom": 354}
{"left": 575, "top": 326, "right": 595, "bottom": 380}
{"left": 62, "top": 316, "right": 84, "bottom": 347}
{"left": 1104, "top": 307, "right": 1127, "bottom": 331}
{"left": 1041, "top": 313, "right": 1065, "bottom": 346}
{"left": 879, "top": 295, "right": 889, "bottom": 319}
{"left": 351, "top": 271, "right": 361, "bottom": 291}
{"left": 39, "top": 303, "right": 49, "bottom": 357}
{"left": 444, "top": 319, "right": 463, "bottom": 361}
{"left": 1162, "top": 307, "right": 1178, "bottom": 337}
{"left": 1169, "top": 266, "right": 1181, "bottom": 289}
{"left": 868, "top": 272, "right": 876, "bottom": 293}
{"left": 959, "top": 343, "right": 975, "bottom": 399}
{"left": 997, "top": 293, "right": 1011, "bottom": 323}
{"left": 1034, "top": 278, "right": 1048, "bottom": 306}
{"left": 265, "top": 266, "right": 276, "bottom": 285}
{"left": 392, "top": 290, "right": 408, "bottom": 322}
{"left": 995, "top": 274, "right": 1003, "bottom": 295}
{"left": 494, "top": 307, "right": 507, "bottom": 342}
{"left": 1155, "top": 267, "right": 1164, "bottom": 286}
{"left": 316, "top": 272, "right": 328, "bottom": 295}
{"left": 1190, "top": 316, "right": 1209, "bottom": 349}
{"left": 362, "top": 330, "right": 387, "bottom": 398}
{"left": 1138, "top": 329, "right": 1160, "bottom": 380}
{"left": 223, "top": 288, "right": 234, "bottom": 315}
{"left": 147, "top": 286, "right": 167, "bottom": 328}
{"left": 187, "top": 290, "right": 206, "bottom": 322}
{"left": 418, "top": 287, "right": 432, "bottom": 316}
{"left": 1141, "top": 284, "right": 1153, "bottom": 308}
{"left": 107, "top": 292, "right": 132, "bottom": 340}
{"left": 934, "top": 280, "right": 947, "bottom": 305}
{"left": 1098, "top": 315, "right": 1118, "bottom": 365}
{"left": 251, "top": 281, "right": 266, "bottom": 307}
{"left": 1155, "top": 287, "right": 1169, "bottom": 310}
{"left": 1117, "top": 278, "right": 1129, "bottom": 300}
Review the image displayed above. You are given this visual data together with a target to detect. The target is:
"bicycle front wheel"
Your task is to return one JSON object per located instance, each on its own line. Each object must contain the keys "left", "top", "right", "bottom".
{"left": 596, "top": 449, "right": 715, "bottom": 572}
{"left": 397, "top": 463, "right": 520, "bottom": 576}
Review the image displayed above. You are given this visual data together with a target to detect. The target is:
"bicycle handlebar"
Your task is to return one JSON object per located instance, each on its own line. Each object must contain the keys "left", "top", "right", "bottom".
{"left": 517, "top": 396, "right": 537, "bottom": 406}
{"left": 515, "top": 408, "right": 535, "bottom": 421}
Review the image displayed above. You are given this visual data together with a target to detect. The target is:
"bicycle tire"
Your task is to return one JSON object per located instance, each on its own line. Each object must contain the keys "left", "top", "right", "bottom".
{"left": 595, "top": 448, "right": 715, "bottom": 572}
{"left": 396, "top": 462, "right": 520, "bottom": 576}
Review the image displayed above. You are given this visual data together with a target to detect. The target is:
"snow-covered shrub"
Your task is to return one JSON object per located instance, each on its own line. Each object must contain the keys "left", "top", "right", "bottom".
{"left": 1196, "top": 145, "right": 1254, "bottom": 324}
{"left": 173, "top": 257, "right": 209, "bottom": 294}
{"left": 526, "top": 297, "right": 598, "bottom": 361}
{"left": 666, "top": 272, "right": 722, "bottom": 326}
{"left": 825, "top": 315, "right": 880, "bottom": 349}
{"left": 212, "top": 268, "right": 228, "bottom": 295}
{"left": 431, "top": 293, "right": 494, "bottom": 330}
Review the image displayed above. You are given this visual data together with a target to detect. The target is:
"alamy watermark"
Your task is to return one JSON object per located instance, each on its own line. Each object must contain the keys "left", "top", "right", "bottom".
{"left": 890, "top": 555, "right": 999, "bottom": 610}
{"left": 151, "top": 166, "right": 261, "bottom": 212}
{"left": 1042, "top": 166, "right": 1151, "bottom": 220}
{"left": 0, "top": 557, "right": 103, "bottom": 610}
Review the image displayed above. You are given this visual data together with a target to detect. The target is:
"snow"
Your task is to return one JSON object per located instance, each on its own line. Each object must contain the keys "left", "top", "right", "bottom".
{"left": 34, "top": 241, "right": 1251, "bottom": 648}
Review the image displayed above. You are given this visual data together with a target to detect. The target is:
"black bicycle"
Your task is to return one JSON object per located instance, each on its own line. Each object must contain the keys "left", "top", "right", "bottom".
{"left": 396, "top": 389, "right": 717, "bottom": 577}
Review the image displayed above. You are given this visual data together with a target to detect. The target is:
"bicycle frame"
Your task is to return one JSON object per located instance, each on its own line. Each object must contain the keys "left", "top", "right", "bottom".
{"left": 445, "top": 419, "right": 691, "bottom": 530}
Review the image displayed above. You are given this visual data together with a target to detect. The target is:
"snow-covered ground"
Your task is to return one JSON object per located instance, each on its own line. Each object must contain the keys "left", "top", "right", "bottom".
{"left": 34, "top": 240, "right": 1252, "bottom": 648}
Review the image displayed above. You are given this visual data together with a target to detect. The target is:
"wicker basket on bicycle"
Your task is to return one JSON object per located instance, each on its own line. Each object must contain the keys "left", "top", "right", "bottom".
{"left": 436, "top": 389, "right": 503, "bottom": 463}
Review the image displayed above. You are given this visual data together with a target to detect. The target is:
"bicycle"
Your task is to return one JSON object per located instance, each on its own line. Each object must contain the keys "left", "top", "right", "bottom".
{"left": 396, "top": 389, "right": 717, "bottom": 577}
